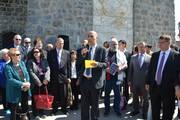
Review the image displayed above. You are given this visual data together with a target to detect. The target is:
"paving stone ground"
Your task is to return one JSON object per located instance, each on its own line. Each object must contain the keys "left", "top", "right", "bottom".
{"left": 0, "top": 96, "right": 178, "bottom": 120}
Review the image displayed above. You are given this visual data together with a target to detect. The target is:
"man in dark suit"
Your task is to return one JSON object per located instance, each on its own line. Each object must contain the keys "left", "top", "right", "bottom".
{"left": 8, "top": 34, "right": 26, "bottom": 61}
{"left": 146, "top": 34, "right": 179, "bottom": 120}
{"left": 78, "top": 31, "right": 106, "bottom": 120}
{"left": 47, "top": 37, "right": 70, "bottom": 115}
{"left": 128, "top": 42, "right": 151, "bottom": 119}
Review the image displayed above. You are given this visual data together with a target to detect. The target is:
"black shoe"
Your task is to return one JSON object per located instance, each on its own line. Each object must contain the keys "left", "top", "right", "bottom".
{"left": 51, "top": 109, "right": 58, "bottom": 115}
{"left": 104, "top": 111, "right": 109, "bottom": 117}
{"left": 116, "top": 112, "right": 121, "bottom": 117}
{"left": 61, "top": 109, "right": 69, "bottom": 115}
{"left": 130, "top": 111, "right": 139, "bottom": 116}
{"left": 142, "top": 114, "right": 147, "bottom": 119}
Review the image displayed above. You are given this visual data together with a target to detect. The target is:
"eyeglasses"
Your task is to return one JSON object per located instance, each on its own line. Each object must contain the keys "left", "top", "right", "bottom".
{"left": 159, "top": 36, "right": 170, "bottom": 41}
{"left": 15, "top": 39, "right": 21, "bottom": 41}
{"left": 113, "top": 44, "right": 118, "bottom": 45}
{"left": 88, "top": 35, "right": 94, "bottom": 38}
{"left": 25, "top": 42, "right": 31, "bottom": 44}
{"left": 12, "top": 53, "right": 21, "bottom": 56}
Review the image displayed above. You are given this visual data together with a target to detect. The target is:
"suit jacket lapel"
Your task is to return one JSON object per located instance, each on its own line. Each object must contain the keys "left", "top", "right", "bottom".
{"left": 54, "top": 49, "right": 59, "bottom": 66}
{"left": 135, "top": 55, "right": 141, "bottom": 69}
{"left": 61, "top": 50, "right": 65, "bottom": 66}
{"left": 93, "top": 46, "right": 99, "bottom": 60}
{"left": 141, "top": 54, "right": 147, "bottom": 69}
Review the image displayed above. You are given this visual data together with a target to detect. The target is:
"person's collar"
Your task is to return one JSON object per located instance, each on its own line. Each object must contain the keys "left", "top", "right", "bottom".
{"left": 123, "top": 48, "right": 127, "bottom": 53}
{"left": 89, "top": 44, "right": 97, "bottom": 49}
{"left": 160, "top": 47, "right": 171, "bottom": 55}
{"left": 14, "top": 44, "right": 20, "bottom": 48}
{"left": 6, "top": 60, "right": 10, "bottom": 64}
{"left": 138, "top": 52, "right": 145, "bottom": 56}
{"left": 56, "top": 48, "right": 62, "bottom": 52}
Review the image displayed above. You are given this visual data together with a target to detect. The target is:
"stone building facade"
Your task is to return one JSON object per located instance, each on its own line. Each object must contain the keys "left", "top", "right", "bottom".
{"left": 0, "top": 0, "right": 175, "bottom": 50}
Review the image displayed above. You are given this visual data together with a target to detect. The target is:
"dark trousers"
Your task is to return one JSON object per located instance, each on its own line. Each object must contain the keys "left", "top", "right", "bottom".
{"left": 50, "top": 83, "right": 67, "bottom": 113}
{"left": 70, "top": 78, "right": 79, "bottom": 108}
{"left": 132, "top": 86, "right": 148, "bottom": 117}
{"left": 80, "top": 77, "right": 100, "bottom": 120}
{"left": 10, "top": 91, "right": 29, "bottom": 120}
{"left": 104, "top": 80, "right": 121, "bottom": 113}
{"left": 150, "top": 86, "right": 175, "bottom": 120}
{"left": 31, "top": 85, "right": 47, "bottom": 116}
{"left": 123, "top": 77, "right": 129, "bottom": 101}
{"left": 0, "top": 86, "right": 10, "bottom": 110}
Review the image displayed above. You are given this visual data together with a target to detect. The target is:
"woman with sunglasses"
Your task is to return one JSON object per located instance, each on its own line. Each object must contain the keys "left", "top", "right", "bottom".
{"left": 27, "top": 48, "right": 50, "bottom": 119}
{"left": 4, "top": 48, "right": 31, "bottom": 120}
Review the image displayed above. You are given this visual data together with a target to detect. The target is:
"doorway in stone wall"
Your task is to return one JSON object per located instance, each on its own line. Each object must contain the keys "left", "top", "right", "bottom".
{"left": 1, "top": 31, "right": 17, "bottom": 48}
{"left": 58, "top": 35, "right": 70, "bottom": 50}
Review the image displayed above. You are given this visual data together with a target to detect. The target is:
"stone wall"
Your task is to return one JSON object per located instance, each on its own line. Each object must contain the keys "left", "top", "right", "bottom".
{"left": 93, "top": 0, "right": 133, "bottom": 50}
{"left": 133, "top": 0, "right": 175, "bottom": 50}
{"left": 25, "top": 0, "right": 93, "bottom": 49}
{"left": 0, "top": 0, "right": 175, "bottom": 50}
{"left": 0, "top": 0, "right": 27, "bottom": 48}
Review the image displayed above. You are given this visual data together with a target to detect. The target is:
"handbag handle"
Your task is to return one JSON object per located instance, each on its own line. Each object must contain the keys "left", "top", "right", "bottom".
{"left": 38, "top": 85, "right": 49, "bottom": 95}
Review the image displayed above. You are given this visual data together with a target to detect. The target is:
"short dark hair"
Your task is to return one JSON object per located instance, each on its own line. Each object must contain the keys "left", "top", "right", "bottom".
{"left": 118, "top": 40, "right": 127, "bottom": 46}
{"left": 145, "top": 45, "right": 152, "bottom": 49}
{"left": 70, "top": 49, "right": 77, "bottom": 55}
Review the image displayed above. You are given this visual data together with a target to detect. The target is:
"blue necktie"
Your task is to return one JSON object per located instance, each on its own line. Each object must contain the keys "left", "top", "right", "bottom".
{"left": 85, "top": 47, "right": 92, "bottom": 76}
{"left": 138, "top": 54, "right": 143, "bottom": 67}
{"left": 156, "top": 52, "right": 165, "bottom": 85}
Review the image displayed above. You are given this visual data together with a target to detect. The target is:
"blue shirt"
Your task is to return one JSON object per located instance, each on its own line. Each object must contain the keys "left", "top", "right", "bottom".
{"left": 0, "top": 59, "right": 6, "bottom": 88}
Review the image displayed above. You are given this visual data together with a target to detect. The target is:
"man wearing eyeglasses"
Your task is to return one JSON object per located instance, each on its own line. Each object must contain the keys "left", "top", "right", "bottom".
{"left": 23, "top": 37, "right": 33, "bottom": 62}
{"left": 145, "top": 34, "right": 179, "bottom": 120}
{"left": 8, "top": 34, "right": 26, "bottom": 61}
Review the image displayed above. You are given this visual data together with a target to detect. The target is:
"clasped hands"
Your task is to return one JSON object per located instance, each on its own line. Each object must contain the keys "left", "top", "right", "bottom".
{"left": 22, "top": 82, "right": 31, "bottom": 91}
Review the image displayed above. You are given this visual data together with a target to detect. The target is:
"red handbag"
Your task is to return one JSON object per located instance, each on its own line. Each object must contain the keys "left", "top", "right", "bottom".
{"left": 34, "top": 86, "right": 54, "bottom": 110}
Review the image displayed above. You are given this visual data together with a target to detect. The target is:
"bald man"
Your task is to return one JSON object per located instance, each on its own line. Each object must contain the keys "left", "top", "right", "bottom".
{"left": 78, "top": 31, "right": 107, "bottom": 120}
{"left": 8, "top": 34, "right": 26, "bottom": 61}
{"left": 47, "top": 37, "right": 70, "bottom": 115}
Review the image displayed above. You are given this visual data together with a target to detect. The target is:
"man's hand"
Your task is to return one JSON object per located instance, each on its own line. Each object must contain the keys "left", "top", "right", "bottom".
{"left": 128, "top": 81, "right": 131, "bottom": 86}
{"left": 76, "top": 79, "right": 80, "bottom": 86}
{"left": 145, "top": 84, "right": 149, "bottom": 91}
{"left": 66, "top": 78, "right": 71, "bottom": 84}
{"left": 175, "top": 86, "right": 180, "bottom": 99}
{"left": 91, "top": 62, "right": 98, "bottom": 68}
{"left": 81, "top": 48, "right": 88, "bottom": 56}
{"left": 43, "top": 80, "right": 48, "bottom": 85}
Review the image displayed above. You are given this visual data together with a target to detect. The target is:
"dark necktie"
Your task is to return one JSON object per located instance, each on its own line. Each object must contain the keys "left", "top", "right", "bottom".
{"left": 156, "top": 52, "right": 165, "bottom": 85}
{"left": 85, "top": 47, "right": 92, "bottom": 76}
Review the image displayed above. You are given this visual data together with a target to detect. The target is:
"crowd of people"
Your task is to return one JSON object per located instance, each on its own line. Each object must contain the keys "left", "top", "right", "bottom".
{"left": 0, "top": 31, "right": 180, "bottom": 120}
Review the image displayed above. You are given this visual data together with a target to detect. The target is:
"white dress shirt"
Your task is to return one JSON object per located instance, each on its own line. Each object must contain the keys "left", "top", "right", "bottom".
{"left": 56, "top": 48, "right": 62, "bottom": 65}
{"left": 71, "top": 61, "right": 77, "bottom": 79}
{"left": 83, "top": 44, "right": 97, "bottom": 78}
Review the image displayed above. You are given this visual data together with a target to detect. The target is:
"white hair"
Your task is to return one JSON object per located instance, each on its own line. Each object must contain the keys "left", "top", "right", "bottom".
{"left": 24, "top": 37, "right": 31, "bottom": 42}
{"left": 0, "top": 48, "right": 9, "bottom": 59}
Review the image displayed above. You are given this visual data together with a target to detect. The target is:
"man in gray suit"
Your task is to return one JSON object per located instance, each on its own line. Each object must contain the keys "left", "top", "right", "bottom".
{"left": 78, "top": 31, "right": 107, "bottom": 120}
{"left": 128, "top": 41, "right": 151, "bottom": 119}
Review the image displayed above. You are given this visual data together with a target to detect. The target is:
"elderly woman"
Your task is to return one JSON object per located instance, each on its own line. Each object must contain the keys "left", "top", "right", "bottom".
{"left": 27, "top": 48, "right": 50, "bottom": 119}
{"left": 5, "top": 48, "right": 31, "bottom": 120}
{"left": 0, "top": 49, "right": 11, "bottom": 115}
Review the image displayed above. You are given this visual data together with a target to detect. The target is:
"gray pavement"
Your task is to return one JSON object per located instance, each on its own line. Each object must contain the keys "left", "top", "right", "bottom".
{"left": 0, "top": 97, "right": 178, "bottom": 120}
